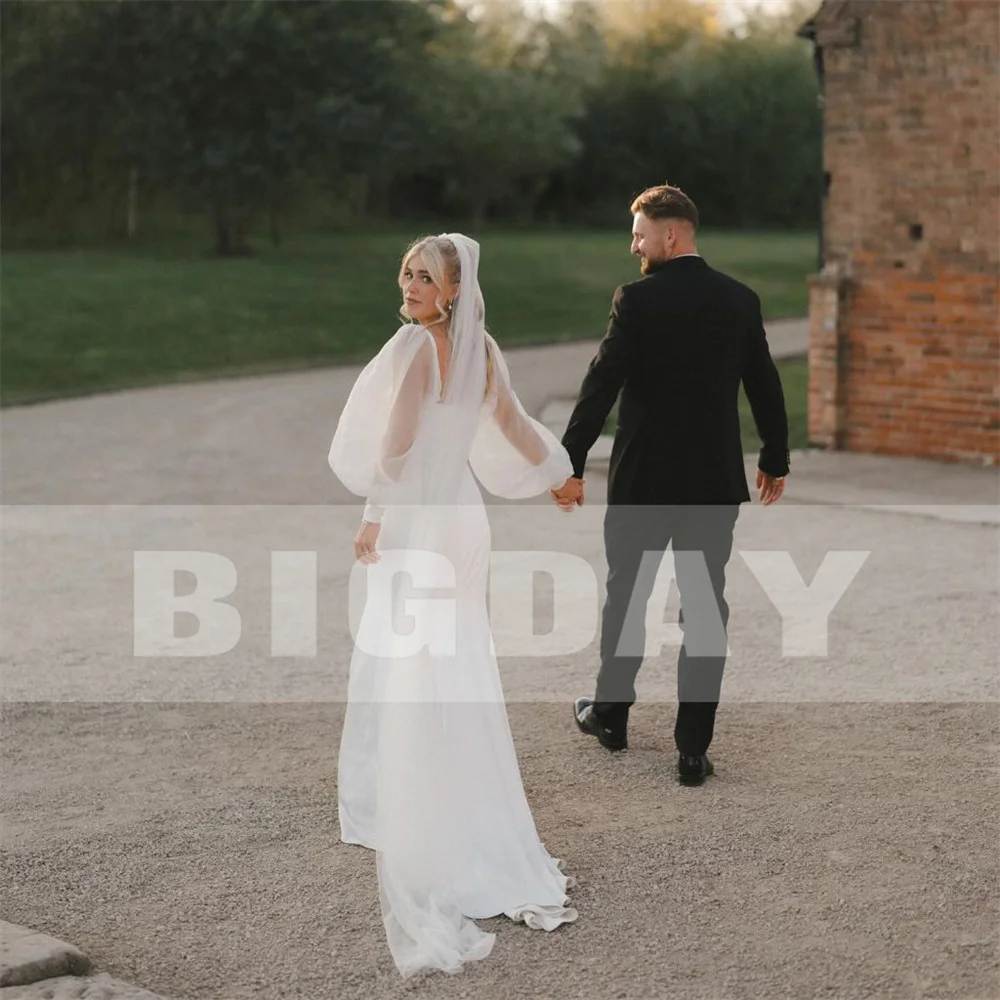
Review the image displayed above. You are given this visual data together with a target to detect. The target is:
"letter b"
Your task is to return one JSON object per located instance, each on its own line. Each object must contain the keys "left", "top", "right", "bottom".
{"left": 133, "top": 551, "right": 241, "bottom": 656}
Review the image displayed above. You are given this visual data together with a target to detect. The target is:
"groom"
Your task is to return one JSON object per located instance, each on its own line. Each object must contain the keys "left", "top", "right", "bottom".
{"left": 551, "top": 184, "right": 789, "bottom": 786}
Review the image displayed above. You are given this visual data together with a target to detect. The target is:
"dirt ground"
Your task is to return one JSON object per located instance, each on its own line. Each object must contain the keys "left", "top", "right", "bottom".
{"left": 3, "top": 697, "right": 997, "bottom": 1000}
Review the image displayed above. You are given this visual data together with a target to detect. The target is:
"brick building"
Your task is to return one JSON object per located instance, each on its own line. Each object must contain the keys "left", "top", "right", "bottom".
{"left": 800, "top": 0, "right": 999, "bottom": 464}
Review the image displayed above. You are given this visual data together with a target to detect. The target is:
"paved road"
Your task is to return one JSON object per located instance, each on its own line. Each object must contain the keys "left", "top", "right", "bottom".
{"left": 0, "top": 319, "right": 807, "bottom": 507}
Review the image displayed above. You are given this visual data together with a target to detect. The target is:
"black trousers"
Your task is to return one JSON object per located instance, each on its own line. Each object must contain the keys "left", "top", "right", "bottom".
{"left": 594, "top": 504, "right": 740, "bottom": 756}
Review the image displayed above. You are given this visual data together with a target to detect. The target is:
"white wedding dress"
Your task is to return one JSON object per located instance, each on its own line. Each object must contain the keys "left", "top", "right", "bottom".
{"left": 328, "top": 234, "right": 578, "bottom": 977}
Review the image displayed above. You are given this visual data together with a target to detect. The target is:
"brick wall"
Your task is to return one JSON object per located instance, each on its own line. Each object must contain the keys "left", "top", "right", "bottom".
{"left": 807, "top": 0, "right": 999, "bottom": 463}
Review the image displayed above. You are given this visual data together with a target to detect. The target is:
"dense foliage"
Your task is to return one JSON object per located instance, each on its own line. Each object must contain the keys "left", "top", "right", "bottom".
{"left": 1, "top": 0, "right": 820, "bottom": 251}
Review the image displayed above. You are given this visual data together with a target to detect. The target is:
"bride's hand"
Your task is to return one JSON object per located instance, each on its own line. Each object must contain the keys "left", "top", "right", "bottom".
{"left": 354, "top": 520, "right": 381, "bottom": 563}
{"left": 550, "top": 477, "right": 585, "bottom": 511}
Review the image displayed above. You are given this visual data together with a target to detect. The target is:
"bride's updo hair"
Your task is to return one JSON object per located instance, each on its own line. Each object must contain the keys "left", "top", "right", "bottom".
{"left": 398, "top": 234, "right": 496, "bottom": 399}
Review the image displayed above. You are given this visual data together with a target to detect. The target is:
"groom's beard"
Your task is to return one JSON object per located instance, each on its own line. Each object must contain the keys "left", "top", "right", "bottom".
{"left": 640, "top": 256, "right": 669, "bottom": 275}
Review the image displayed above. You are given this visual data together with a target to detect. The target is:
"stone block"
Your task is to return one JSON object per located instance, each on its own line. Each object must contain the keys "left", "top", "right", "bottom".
{"left": 0, "top": 973, "right": 174, "bottom": 999}
{"left": 0, "top": 924, "right": 90, "bottom": 989}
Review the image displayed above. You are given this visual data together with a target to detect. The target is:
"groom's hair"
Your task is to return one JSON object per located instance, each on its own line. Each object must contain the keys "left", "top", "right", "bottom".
{"left": 630, "top": 184, "right": 699, "bottom": 229}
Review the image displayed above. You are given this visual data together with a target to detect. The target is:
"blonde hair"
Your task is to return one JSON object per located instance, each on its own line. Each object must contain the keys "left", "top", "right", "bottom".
{"left": 398, "top": 234, "right": 496, "bottom": 399}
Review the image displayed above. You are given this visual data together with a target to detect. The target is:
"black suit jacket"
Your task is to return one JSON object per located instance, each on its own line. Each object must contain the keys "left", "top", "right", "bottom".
{"left": 561, "top": 255, "right": 790, "bottom": 506}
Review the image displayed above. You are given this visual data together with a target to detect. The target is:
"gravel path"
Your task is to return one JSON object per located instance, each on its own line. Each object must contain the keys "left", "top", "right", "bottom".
{"left": 4, "top": 489, "right": 998, "bottom": 998}
{"left": 3, "top": 700, "right": 997, "bottom": 1000}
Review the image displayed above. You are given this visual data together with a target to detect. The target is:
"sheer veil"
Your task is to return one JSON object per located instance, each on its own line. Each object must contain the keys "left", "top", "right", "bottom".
{"left": 439, "top": 232, "right": 487, "bottom": 410}
{"left": 416, "top": 233, "right": 490, "bottom": 507}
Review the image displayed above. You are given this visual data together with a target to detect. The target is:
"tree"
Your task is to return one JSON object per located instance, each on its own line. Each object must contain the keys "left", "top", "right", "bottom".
{"left": 1, "top": 0, "right": 448, "bottom": 252}
{"left": 109, "top": 0, "right": 445, "bottom": 254}
{"left": 408, "top": 8, "right": 585, "bottom": 224}
{"left": 540, "top": 0, "right": 819, "bottom": 227}
{"left": 593, "top": 0, "right": 724, "bottom": 65}
{"left": 1, "top": 1, "right": 113, "bottom": 240}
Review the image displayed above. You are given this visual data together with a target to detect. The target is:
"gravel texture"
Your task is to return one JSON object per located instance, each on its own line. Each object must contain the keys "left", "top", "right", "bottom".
{"left": 3, "top": 699, "right": 998, "bottom": 1000}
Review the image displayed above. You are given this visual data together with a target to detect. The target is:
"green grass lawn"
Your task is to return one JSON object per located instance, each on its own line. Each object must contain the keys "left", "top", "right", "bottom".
{"left": 0, "top": 229, "right": 815, "bottom": 405}
{"left": 603, "top": 356, "right": 810, "bottom": 451}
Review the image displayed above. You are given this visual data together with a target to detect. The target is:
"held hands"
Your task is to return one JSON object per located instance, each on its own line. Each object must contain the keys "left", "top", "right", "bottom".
{"left": 550, "top": 477, "right": 585, "bottom": 512}
{"left": 354, "top": 520, "right": 381, "bottom": 563}
{"left": 756, "top": 469, "right": 786, "bottom": 505}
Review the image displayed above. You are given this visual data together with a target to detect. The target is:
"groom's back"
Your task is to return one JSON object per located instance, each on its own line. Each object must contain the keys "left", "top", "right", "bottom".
{"left": 626, "top": 258, "right": 759, "bottom": 388}
{"left": 610, "top": 256, "right": 767, "bottom": 505}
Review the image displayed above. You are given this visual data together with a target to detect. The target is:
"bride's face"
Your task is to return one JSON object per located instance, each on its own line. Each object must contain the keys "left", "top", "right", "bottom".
{"left": 401, "top": 252, "right": 454, "bottom": 326}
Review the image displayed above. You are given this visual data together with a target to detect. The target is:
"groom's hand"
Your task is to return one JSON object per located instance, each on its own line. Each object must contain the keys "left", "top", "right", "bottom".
{"left": 550, "top": 477, "right": 585, "bottom": 511}
{"left": 756, "top": 469, "right": 786, "bottom": 505}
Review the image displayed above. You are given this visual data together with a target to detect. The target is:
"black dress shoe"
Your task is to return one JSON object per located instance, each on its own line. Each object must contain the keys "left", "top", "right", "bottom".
{"left": 573, "top": 697, "right": 627, "bottom": 751}
{"left": 677, "top": 754, "right": 714, "bottom": 786}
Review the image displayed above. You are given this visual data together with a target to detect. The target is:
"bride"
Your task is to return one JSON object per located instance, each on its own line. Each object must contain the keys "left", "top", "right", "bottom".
{"left": 328, "top": 233, "right": 579, "bottom": 977}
